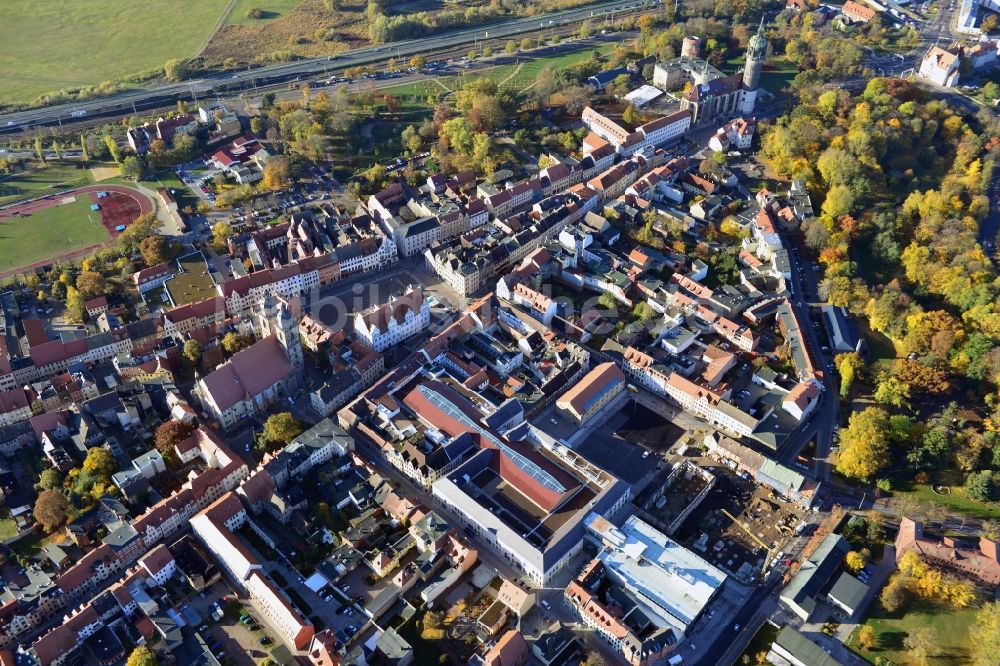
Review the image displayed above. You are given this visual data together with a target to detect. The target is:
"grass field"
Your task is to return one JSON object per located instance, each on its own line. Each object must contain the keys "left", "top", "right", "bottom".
{"left": 847, "top": 599, "right": 979, "bottom": 665}
{"left": 890, "top": 473, "right": 1000, "bottom": 521}
{"left": 0, "top": 196, "right": 109, "bottom": 272}
{"left": 0, "top": 0, "right": 231, "bottom": 105}
{"left": 0, "top": 161, "right": 95, "bottom": 206}
{"left": 226, "top": 0, "right": 305, "bottom": 25}
{"left": 724, "top": 54, "right": 798, "bottom": 93}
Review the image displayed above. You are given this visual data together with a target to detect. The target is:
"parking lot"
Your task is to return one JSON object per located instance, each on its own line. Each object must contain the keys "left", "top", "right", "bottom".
{"left": 569, "top": 401, "right": 687, "bottom": 485}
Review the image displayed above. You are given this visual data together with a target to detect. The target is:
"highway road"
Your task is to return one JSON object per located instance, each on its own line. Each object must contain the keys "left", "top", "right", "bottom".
{"left": 0, "top": 0, "right": 654, "bottom": 134}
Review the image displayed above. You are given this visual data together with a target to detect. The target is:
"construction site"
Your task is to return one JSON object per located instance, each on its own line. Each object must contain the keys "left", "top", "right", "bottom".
{"left": 634, "top": 460, "right": 716, "bottom": 536}
{"left": 674, "top": 463, "right": 805, "bottom": 584}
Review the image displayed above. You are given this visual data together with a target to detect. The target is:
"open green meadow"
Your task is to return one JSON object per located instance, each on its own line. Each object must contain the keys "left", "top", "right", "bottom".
{"left": 0, "top": 0, "right": 231, "bottom": 105}
{"left": 847, "top": 599, "right": 979, "bottom": 665}
{"left": 0, "top": 196, "right": 109, "bottom": 272}
{"left": 226, "top": 0, "right": 306, "bottom": 25}
{"left": 379, "top": 41, "right": 619, "bottom": 104}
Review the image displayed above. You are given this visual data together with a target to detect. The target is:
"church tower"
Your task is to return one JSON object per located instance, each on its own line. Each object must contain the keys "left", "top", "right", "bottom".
{"left": 274, "top": 299, "right": 304, "bottom": 371}
{"left": 741, "top": 18, "right": 767, "bottom": 115}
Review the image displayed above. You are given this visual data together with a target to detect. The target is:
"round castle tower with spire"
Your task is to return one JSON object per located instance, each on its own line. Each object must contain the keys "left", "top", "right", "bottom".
{"left": 741, "top": 17, "right": 767, "bottom": 115}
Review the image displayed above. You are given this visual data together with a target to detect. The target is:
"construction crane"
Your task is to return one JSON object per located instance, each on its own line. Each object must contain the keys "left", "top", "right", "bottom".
{"left": 721, "top": 508, "right": 773, "bottom": 576}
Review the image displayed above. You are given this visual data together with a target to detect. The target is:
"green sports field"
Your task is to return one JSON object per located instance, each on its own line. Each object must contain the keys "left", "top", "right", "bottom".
{"left": 0, "top": 162, "right": 95, "bottom": 207}
{"left": 0, "top": 196, "right": 109, "bottom": 273}
{"left": 0, "top": 0, "right": 231, "bottom": 106}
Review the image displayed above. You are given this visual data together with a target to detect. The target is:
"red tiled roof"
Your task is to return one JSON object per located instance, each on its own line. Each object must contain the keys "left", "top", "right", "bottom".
{"left": 199, "top": 336, "right": 294, "bottom": 411}
{"left": 30, "top": 411, "right": 66, "bottom": 441}
{"left": 23, "top": 318, "right": 47, "bottom": 348}
{"left": 483, "top": 629, "right": 528, "bottom": 666}
{"left": 133, "top": 261, "right": 174, "bottom": 286}
{"left": 139, "top": 544, "right": 174, "bottom": 576}
{"left": 56, "top": 544, "right": 115, "bottom": 594}
{"left": 557, "top": 362, "right": 624, "bottom": 416}
{"left": 0, "top": 389, "right": 28, "bottom": 414}
{"left": 84, "top": 296, "right": 108, "bottom": 311}
{"left": 361, "top": 287, "right": 424, "bottom": 334}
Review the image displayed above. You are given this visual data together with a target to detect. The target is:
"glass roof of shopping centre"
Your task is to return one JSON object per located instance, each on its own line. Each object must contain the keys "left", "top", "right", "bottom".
{"left": 417, "top": 384, "right": 567, "bottom": 494}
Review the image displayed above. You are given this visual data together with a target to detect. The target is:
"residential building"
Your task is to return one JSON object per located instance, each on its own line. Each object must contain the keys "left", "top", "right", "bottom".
{"left": 842, "top": 0, "right": 876, "bottom": 23}
{"left": 191, "top": 493, "right": 314, "bottom": 649}
{"left": 919, "top": 45, "right": 961, "bottom": 87}
{"left": 352, "top": 286, "right": 430, "bottom": 352}
{"left": 555, "top": 362, "right": 625, "bottom": 424}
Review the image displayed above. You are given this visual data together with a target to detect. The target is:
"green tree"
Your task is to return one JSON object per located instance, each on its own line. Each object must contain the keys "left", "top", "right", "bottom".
{"left": 262, "top": 412, "right": 303, "bottom": 446}
{"left": 835, "top": 352, "right": 864, "bottom": 398}
{"left": 33, "top": 490, "right": 69, "bottom": 532}
{"left": 126, "top": 646, "right": 159, "bottom": 666}
{"left": 103, "top": 134, "right": 121, "bottom": 164}
{"left": 34, "top": 135, "right": 45, "bottom": 162}
{"left": 75, "top": 271, "right": 106, "bottom": 299}
{"left": 183, "top": 339, "right": 203, "bottom": 366}
{"left": 598, "top": 292, "right": 618, "bottom": 310}
{"left": 164, "top": 58, "right": 190, "bottom": 82}
{"left": 907, "top": 428, "right": 952, "bottom": 470}
{"left": 79, "top": 133, "right": 90, "bottom": 161}
{"left": 971, "top": 602, "right": 1000, "bottom": 666}
{"left": 139, "top": 235, "right": 175, "bottom": 267}
{"left": 121, "top": 155, "right": 143, "bottom": 180}
{"left": 874, "top": 375, "right": 910, "bottom": 408}
{"left": 36, "top": 468, "right": 63, "bottom": 491}
{"left": 222, "top": 332, "right": 255, "bottom": 354}
{"left": 965, "top": 471, "right": 997, "bottom": 502}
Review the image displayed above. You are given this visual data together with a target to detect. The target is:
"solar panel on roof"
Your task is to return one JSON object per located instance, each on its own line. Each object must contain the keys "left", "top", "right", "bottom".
{"left": 417, "top": 385, "right": 566, "bottom": 494}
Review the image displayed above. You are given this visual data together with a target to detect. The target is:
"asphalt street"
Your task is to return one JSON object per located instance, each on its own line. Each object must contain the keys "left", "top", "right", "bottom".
{"left": 0, "top": 0, "right": 655, "bottom": 133}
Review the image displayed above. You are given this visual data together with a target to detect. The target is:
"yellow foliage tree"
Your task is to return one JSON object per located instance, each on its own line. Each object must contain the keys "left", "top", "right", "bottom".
{"left": 835, "top": 407, "right": 892, "bottom": 481}
{"left": 844, "top": 550, "right": 867, "bottom": 573}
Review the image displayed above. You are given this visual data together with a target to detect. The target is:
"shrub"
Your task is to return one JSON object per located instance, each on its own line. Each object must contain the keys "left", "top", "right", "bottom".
{"left": 246, "top": 7, "right": 263, "bottom": 18}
